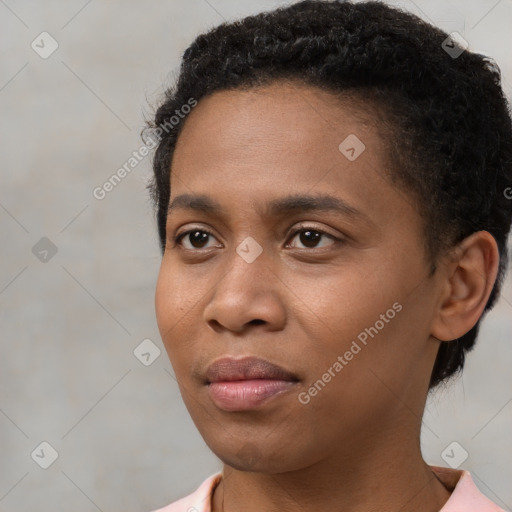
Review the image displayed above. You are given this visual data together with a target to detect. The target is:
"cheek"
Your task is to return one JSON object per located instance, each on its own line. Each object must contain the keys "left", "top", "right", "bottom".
{"left": 155, "top": 261, "right": 219, "bottom": 385}
{"left": 155, "top": 260, "right": 204, "bottom": 329}
{"left": 288, "top": 257, "right": 426, "bottom": 386}
{"left": 154, "top": 266, "right": 173, "bottom": 334}
{"left": 303, "top": 288, "right": 434, "bottom": 417}
{"left": 154, "top": 264, "right": 196, "bottom": 362}
{"left": 287, "top": 262, "right": 394, "bottom": 342}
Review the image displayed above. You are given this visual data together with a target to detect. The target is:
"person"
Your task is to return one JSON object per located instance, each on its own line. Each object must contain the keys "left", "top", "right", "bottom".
{"left": 144, "top": 1, "right": 512, "bottom": 510}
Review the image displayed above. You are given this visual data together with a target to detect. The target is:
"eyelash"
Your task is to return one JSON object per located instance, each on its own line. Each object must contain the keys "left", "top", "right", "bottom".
{"left": 172, "top": 225, "right": 339, "bottom": 251}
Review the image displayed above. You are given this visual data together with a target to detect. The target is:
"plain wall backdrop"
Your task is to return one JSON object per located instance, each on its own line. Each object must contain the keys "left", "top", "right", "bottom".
{"left": 1, "top": 1, "right": 511, "bottom": 511}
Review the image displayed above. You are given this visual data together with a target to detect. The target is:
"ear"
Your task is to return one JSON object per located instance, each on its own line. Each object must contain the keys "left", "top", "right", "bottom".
{"left": 431, "top": 231, "right": 500, "bottom": 342}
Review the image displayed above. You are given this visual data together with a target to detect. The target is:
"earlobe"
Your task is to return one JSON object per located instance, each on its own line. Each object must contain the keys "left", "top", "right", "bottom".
{"left": 431, "top": 231, "right": 500, "bottom": 342}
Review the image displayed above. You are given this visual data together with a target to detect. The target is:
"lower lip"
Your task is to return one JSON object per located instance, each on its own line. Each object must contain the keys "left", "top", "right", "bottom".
{"left": 207, "top": 379, "right": 297, "bottom": 411}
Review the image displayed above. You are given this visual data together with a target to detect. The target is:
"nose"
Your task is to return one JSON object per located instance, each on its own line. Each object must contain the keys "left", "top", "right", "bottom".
{"left": 202, "top": 248, "right": 286, "bottom": 334}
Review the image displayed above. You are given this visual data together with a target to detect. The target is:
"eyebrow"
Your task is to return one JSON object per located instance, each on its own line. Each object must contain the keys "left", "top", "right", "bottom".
{"left": 167, "top": 193, "right": 370, "bottom": 223}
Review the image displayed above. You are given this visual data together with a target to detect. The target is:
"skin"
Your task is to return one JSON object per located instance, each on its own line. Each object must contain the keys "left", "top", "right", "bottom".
{"left": 154, "top": 81, "right": 499, "bottom": 512}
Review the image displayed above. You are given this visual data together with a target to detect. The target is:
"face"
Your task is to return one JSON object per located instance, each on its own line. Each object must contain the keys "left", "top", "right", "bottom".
{"left": 155, "top": 81, "right": 444, "bottom": 473}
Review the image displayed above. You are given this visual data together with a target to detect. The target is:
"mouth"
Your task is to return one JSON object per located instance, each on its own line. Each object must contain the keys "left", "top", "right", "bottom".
{"left": 205, "top": 356, "right": 300, "bottom": 411}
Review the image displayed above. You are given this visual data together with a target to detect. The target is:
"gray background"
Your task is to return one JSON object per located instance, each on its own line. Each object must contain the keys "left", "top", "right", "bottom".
{"left": 1, "top": 1, "right": 511, "bottom": 511}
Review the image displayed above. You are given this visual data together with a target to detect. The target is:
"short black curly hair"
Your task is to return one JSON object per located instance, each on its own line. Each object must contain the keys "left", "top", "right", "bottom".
{"left": 145, "top": 0, "right": 512, "bottom": 389}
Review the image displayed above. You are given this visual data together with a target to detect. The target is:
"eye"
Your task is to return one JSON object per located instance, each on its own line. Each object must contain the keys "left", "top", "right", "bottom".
{"left": 287, "top": 225, "right": 338, "bottom": 249}
{"left": 174, "top": 228, "right": 219, "bottom": 250}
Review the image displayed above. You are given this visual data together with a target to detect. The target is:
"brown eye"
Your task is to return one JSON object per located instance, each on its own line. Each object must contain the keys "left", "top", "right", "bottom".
{"left": 175, "top": 229, "right": 218, "bottom": 249}
{"left": 288, "top": 227, "right": 337, "bottom": 249}
{"left": 299, "top": 230, "right": 322, "bottom": 248}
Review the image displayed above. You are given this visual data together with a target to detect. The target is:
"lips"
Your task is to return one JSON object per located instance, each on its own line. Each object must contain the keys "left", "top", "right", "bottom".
{"left": 205, "top": 356, "right": 300, "bottom": 411}
{"left": 205, "top": 356, "right": 299, "bottom": 384}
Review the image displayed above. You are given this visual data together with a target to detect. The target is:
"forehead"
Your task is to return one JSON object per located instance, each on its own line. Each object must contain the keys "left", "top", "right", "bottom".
{"left": 175, "top": 81, "right": 376, "bottom": 144}
{"left": 171, "top": 81, "right": 387, "bottom": 185}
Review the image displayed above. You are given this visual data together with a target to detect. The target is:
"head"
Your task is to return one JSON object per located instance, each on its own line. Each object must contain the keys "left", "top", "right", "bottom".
{"left": 146, "top": 0, "right": 512, "bottom": 471}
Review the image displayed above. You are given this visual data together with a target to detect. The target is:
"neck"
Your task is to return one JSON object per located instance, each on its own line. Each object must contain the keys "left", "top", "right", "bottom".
{"left": 211, "top": 429, "right": 451, "bottom": 512}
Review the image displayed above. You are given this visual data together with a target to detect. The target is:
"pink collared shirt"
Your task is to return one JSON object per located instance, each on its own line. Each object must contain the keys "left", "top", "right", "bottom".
{"left": 151, "top": 466, "right": 505, "bottom": 512}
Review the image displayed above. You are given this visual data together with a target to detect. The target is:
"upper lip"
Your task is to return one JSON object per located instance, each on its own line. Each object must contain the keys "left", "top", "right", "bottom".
{"left": 205, "top": 356, "right": 299, "bottom": 383}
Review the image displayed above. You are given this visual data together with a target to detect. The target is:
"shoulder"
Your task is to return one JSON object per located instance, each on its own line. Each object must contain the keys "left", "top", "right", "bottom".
{"left": 150, "top": 472, "right": 223, "bottom": 512}
{"left": 431, "top": 466, "right": 506, "bottom": 511}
